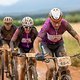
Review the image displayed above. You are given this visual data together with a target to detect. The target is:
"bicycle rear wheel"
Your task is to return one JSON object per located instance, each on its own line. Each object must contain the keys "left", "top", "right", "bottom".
{"left": 11, "top": 57, "right": 18, "bottom": 80}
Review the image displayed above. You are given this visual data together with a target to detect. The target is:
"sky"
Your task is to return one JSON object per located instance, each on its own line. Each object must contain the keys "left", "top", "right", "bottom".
{"left": 0, "top": 0, "right": 80, "bottom": 14}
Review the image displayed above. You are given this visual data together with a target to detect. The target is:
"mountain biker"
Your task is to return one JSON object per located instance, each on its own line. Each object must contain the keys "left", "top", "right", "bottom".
{"left": 0, "top": 17, "right": 17, "bottom": 46}
{"left": 0, "top": 16, "right": 17, "bottom": 71}
{"left": 34, "top": 8, "right": 80, "bottom": 80}
{"left": 10, "top": 17, "right": 38, "bottom": 80}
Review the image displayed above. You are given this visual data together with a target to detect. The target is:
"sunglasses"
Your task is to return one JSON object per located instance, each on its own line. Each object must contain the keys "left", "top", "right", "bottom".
{"left": 4, "top": 23, "right": 12, "bottom": 25}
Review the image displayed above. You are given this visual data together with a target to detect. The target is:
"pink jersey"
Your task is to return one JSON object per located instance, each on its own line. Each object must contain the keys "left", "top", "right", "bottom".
{"left": 38, "top": 18, "right": 73, "bottom": 44}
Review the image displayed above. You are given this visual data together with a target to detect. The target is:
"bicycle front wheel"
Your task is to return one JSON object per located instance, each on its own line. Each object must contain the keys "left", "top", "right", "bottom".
{"left": 31, "top": 66, "right": 38, "bottom": 80}
{"left": 61, "top": 74, "right": 72, "bottom": 80}
{"left": 53, "top": 72, "right": 58, "bottom": 80}
{"left": 11, "top": 57, "right": 18, "bottom": 80}
{"left": 1, "top": 53, "right": 5, "bottom": 80}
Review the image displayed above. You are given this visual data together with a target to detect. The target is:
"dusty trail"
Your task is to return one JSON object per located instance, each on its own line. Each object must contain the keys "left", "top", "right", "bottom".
{"left": 1, "top": 61, "right": 80, "bottom": 80}
{"left": 37, "top": 61, "right": 80, "bottom": 80}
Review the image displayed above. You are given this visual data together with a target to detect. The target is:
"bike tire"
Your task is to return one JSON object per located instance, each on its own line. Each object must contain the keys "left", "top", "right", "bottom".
{"left": 11, "top": 58, "right": 18, "bottom": 80}
{"left": 1, "top": 53, "right": 5, "bottom": 80}
{"left": 61, "top": 74, "right": 72, "bottom": 80}
{"left": 53, "top": 72, "right": 58, "bottom": 80}
{"left": 31, "top": 66, "right": 38, "bottom": 80}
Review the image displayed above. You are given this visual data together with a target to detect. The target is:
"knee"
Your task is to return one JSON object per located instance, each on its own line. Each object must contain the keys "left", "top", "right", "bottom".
{"left": 59, "top": 52, "right": 67, "bottom": 57}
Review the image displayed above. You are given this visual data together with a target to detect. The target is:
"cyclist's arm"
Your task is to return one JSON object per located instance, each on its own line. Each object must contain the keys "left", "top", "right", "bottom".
{"left": 10, "top": 28, "right": 20, "bottom": 51}
{"left": 33, "top": 36, "right": 42, "bottom": 54}
{"left": 34, "top": 18, "right": 50, "bottom": 53}
{"left": 66, "top": 23, "right": 80, "bottom": 45}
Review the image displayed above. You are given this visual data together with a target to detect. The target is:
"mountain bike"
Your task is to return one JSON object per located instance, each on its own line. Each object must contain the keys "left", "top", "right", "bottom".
{"left": 13, "top": 52, "right": 38, "bottom": 80}
{"left": 0, "top": 46, "right": 18, "bottom": 80}
{"left": 36, "top": 54, "right": 72, "bottom": 80}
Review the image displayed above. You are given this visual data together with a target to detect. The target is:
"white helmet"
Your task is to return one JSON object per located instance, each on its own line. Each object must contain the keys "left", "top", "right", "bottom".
{"left": 49, "top": 8, "right": 63, "bottom": 20}
{"left": 3, "top": 17, "right": 13, "bottom": 23}
{"left": 22, "top": 17, "right": 34, "bottom": 27}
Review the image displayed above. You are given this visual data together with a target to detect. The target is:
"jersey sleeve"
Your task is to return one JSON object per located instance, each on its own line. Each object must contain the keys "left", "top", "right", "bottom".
{"left": 11, "top": 28, "right": 20, "bottom": 41}
{"left": 38, "top": 18, "right": 50, "bottom": 39}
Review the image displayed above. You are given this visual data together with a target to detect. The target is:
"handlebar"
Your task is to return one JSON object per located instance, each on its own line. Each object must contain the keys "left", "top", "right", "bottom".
{"left": 12, "top": 52, "right": 36, "bottom": 58}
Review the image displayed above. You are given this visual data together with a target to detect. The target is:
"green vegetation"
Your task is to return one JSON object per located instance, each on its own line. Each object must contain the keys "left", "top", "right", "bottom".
{"left": 63, "top": 37, "right": 80, "bottom": 55}
{"left": 0, "top": 12, "right": 80, "bottom": 26}
{"left": 71, "top": 57, "right": 80, "bottom": 67}
{"left": 64, "top": 14, "right": 80, "bottom": 22}
{"left": 34, "top": 18, "right": 46, "bottom": 26}
{"left": 63, "top": 36, "right": 80, "bottom": 67}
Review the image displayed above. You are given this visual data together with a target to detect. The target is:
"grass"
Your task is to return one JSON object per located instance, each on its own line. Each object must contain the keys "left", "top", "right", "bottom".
{"left": 63, "top": 36, "right": 80, "bottom": 55}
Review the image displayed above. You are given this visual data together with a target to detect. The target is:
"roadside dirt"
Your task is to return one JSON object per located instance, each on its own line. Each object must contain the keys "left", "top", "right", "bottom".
{"left": 37, "top": 61, "right": 80, "bottom": 80}
{"left": 1, "top": 61, "right": 80, "bottom": 80}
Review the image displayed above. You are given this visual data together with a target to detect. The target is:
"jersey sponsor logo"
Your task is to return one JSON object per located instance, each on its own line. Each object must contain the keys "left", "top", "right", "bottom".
{"left": 21, "top": 38, "right": 31, "bottom": 43}
{"left": 47, "top": 33, "right": 62, "bottom": 42}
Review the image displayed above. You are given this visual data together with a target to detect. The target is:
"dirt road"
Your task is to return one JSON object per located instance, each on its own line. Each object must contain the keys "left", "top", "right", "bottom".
{"left": 37, "top": 61, "right": 80, "bottom": 80}
{"left": 2, "top": 61, "right": 80, "bottom": 80}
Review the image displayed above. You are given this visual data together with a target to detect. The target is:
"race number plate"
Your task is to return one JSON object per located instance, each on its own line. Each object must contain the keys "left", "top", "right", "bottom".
{"left": 26, "top": 53, "right": 35, "bottom": 57}
{"left": 57, "top": 56, "right": 71, "bottom": 67}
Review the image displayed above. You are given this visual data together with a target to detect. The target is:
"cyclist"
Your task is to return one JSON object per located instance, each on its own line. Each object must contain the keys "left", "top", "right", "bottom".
{"left": 0, "top": 17, "right": 17, "bottom": 46}
{"left": 34, "top": 8, "right": 80, "bottom": 80}
{"left": 10, "top": 17, "right": 38, "bottom": 80}
{"left": 0, "top": 17, "right": 17, "bottom": 71}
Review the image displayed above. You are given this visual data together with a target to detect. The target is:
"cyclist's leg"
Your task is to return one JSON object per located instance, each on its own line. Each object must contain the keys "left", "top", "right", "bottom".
{"left": 41, "top": 42, "right": 55, "bottom": 80}
{"left": 2, "top": 42, "right": 9, "bottom": 71}
{"left": 55, "top": 42, "right": 71, "bottom": 75}
{"left": 41, "top": 42, "right": 53, "bottom": 56}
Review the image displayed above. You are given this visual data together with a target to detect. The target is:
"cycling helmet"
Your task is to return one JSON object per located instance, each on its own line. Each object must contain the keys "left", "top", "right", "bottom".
{"left": 3, "top": 17, "right": 13, "bottom": 23}
{"left": 49, "top": 8, "right": 63, "bottom": 21}
{"left": 22, "top": 17, "right": 34, "bottom": 27}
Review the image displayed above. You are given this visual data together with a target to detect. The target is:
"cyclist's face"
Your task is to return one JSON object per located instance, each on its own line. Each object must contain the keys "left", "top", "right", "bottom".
{"left": 23, "top": 26, "right": 32, "bottom": 33}
{"left": 4, "top": 23, "right": 12, "bottom": 30}
{"left": 50, "top": 16, "right": 62, "bottom": 28}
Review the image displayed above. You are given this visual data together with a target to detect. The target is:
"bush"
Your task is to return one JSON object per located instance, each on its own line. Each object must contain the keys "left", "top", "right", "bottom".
{"left": 64, "top": 14, "right": 80, "bottom": 22}
{"left": 34, "top": 18, "right": 46, "bottom": 26}
{"left": 13, "top": 20, "right": 21, "bottom": 26}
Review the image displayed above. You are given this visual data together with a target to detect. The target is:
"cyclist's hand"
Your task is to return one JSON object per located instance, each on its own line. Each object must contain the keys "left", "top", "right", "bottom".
{"left": 35, "top": 53, "right": 45, "bottom": 61}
